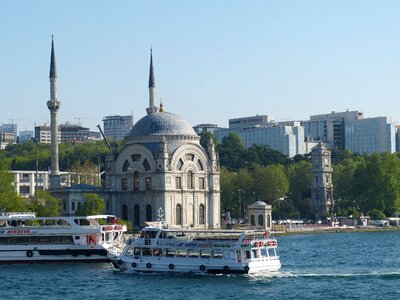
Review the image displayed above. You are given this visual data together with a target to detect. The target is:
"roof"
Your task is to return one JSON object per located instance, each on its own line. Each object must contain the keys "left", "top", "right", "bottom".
{"left": 128, "top": 112, "right": 197, "bottom": 137}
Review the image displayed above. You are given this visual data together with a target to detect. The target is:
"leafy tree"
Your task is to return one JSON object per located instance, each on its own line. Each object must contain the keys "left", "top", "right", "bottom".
{"left": 69, "top": 160, "right": 100, "bottom": 186}
{"left": 75, "top": 193, "right": 105, "bottom": 216}
{"left": 0, "top": 164, "right": 27, "bottom": 212}
{"left": 368, "top": 209, "right": 386, "bottom": 220}
{"left": 251, "top": 165, "right": 288, "bottom": 204}
{"left": 29, "top": 190, "right": 61, "bottom": 217}
{"left": 244, "top": 144, "right": 289, "bottom": 167}
{"left": 217, "top": 132, "right": 245, "bottom": 171}
{"left": 287, "top": 160, "right": 312, "bottom": 217}
{"left": 199, "top": 131, "right": 217, "bottom": 150}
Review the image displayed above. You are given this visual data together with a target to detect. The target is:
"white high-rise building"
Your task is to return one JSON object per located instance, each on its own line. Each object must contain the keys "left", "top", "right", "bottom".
{"left": 214, "top": 116, "right": 305, "bottom": 158}
{"left": 102, "top": 115, "right": 133, "bottom": 140}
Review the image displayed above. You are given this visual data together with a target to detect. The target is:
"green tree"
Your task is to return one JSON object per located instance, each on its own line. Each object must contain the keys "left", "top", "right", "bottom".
{"left": 251, "top": 165, "right": 289, "bottom": 204}
{"left": 244, "top": 144, "right": 289, "bottom": 167}
{"left": 368, "top": 209, "right": 386, "bottom": 220}
{"left": 287, "top": 160, "right": 312, "bottom": 217}
{"left": 75, "top": 193, "right": 105, "bottom": 216}
{"left": 29, "top": 190, "right": 61, "bottom": 217}
{"left": 0, "top": 164, "right": 27, "bottom": 212}
{"left": 217, "top": 132, "right": 245, "bottom": 171}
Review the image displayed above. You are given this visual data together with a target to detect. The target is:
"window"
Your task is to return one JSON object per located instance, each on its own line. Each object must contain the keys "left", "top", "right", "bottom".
{"left": 122, "top": 204, "right": 128, "bottom": 221}
{"left": 122, "top": 178, "right": 128, "bottom": 190}
{"left": 122, "top": 160, "right": 129, "bottom": 172}
{"left": 146, "top": 204, "right": 152, "bottom": 222}
{"left": 175, "top": 177, "right": 182, "bottom": 189}
{"left": 145, "top": 177, "right": 152, "bottom": 190}
{"left": 250, "top": 215, "right": 255, "bottom": 226}
{"left": 134, "top": 205, "right": 140, "bottom": 226}
{"left": 199, "top": 204, "right": 205, "bottom": 225}
{"left": 131, "top": 154, "right": 141, "bottom": 161}
{"left": 199, "top": 177, "right": 205, "bottom": 189}
{"left": 177, "top": 159, "right": 184, "bottom": 170}
{"left": 258, "top": 215, "right": 264, "bottom": 226}
{"left": 176, "top": 204, "right": 182, "bottom": 225}
{"left": 134, "top": 171, "right": 139, "bottom": 191}
{"left": 176, "top": 248, "right": 187, "bottom": 257}
{"left": 143, "top": 159, "right": 151, "bottom": 171}
{"left": 72, "top": 202, "right": 76, "bottom": 211}
{"left": 187, "top": 171, "right": 193, "bottom": 189}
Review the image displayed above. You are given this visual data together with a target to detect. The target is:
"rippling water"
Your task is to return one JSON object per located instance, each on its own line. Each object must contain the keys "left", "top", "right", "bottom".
{"left": 1, "top": 231, "right": 399, "bottom": 299}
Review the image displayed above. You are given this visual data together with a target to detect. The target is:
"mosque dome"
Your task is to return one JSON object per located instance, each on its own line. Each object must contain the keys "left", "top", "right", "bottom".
{"left": 249, "top": 201, "right": 268, "bottom": 207}
{"left": 128, "top": 112, "right": 197, "bottom": 137}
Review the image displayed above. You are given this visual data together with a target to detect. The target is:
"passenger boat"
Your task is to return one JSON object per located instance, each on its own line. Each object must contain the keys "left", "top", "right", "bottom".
{"left": 109, "top": 215, "right": 281, "bottom": 275}
{"left": 0, "top": 212, "right": 126, "bottom": 263}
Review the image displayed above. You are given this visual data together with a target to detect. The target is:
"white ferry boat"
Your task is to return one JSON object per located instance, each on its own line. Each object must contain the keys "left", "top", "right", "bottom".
{"left": 0, "top": 212, "right": 126, "bottom": 263}
{"left": 109, "top": 219, "right": 281, "bottom": 275}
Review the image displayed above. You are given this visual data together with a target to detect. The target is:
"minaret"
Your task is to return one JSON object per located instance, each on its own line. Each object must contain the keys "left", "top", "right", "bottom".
{"left": 47, "top": 34, "right": 61, "bottom": 189}
{"left": 146, "top": 49, "right": 158, "bottom": 114}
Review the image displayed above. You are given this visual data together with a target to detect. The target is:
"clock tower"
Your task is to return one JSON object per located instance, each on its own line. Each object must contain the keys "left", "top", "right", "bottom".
{"left": 310, "top": 142, "right": 334, "bottom": 220}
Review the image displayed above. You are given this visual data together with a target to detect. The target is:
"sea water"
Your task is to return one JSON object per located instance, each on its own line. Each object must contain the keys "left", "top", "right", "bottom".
{"left": 1, "top": 231, "right": 399, "bottom": 299}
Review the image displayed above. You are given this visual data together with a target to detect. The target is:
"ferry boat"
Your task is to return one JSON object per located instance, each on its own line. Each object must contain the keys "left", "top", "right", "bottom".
{"left": 0, "top": 212, "right": 126, "bottom": 263}
{"left": 109, "top": 217, "right": 280, "bottom": 275}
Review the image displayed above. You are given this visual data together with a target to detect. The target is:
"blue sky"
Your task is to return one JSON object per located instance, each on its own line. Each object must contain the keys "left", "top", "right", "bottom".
{"left": 1, "top": 1, "right": 400, "bottom": 132}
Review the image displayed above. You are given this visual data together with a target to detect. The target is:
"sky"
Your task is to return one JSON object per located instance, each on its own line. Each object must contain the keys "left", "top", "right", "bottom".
{"left": 1, "top": 0, "right": 400, "bottom": 133}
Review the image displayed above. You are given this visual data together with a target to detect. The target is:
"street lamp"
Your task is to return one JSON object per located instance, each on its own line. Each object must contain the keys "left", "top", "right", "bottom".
{"left": 238, "top": 189, "right": 242, "bottom": 219}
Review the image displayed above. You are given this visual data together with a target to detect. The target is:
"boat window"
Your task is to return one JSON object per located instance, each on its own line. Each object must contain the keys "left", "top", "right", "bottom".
{"left": 252, "top": 249, "right": 260, "bottom": 259}
{"left": 187, "top": 249, "right": 200, "bottom": 257}
{"left": 212, "top": 249, "right": 223, "bottom": 258}
{"left": 152, "top": 248, "right": 162, "bottom": 257}
{"left": 200, "top": 249, "right": 211, "bottom": 259}
{"left": 260, "top": 248, "right": 267, "bottom": 257}
{"left": 142, "top": 247, "right": 151, "bottom": 256}
{"left": 176, "top": 248, "right": 187, "bottom": 257}
{"left": 268, "top": 248, "right": 275, "bottom": 257}
{"left": 134, "top": 247, "right": 141, "bottom": 259}
{"left": 164, "top": 248, "right": 175, "bottom": 257}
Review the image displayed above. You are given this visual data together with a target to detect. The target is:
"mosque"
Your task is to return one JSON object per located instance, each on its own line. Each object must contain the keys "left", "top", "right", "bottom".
{"left": 47, "top": 38, "right": 221, "bottom": 229}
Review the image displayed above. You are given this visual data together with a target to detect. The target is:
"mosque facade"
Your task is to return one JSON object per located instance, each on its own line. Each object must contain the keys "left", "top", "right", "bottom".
{"left": 104, "top": 51, "right": 221, "bottom": 228}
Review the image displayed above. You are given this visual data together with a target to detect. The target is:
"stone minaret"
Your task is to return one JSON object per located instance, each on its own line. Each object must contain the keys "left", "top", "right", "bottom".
{"left": 47, "top": 35, "right": 61, "bottom": 189}
{"left": 311, "top": 142, "right": 334, "bottom": 219}
{"left": 146, "top": 49, "right": 158, "bottom": 115}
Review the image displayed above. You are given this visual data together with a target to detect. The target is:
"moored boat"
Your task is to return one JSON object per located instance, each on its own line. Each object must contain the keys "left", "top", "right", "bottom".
{"left": 0, "top": 212, "right": 126, "bottom": 263}
{"left": 109, "top": 218, "right": 281, "bottom": 274}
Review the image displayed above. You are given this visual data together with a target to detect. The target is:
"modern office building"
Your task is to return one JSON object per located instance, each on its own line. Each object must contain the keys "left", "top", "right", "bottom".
{"left": 102, "top": 115, "right": 133, "bottom": 140}
{"left": 0, "top": 123, "right": 18, "bottom": 138}
{"left": 18, "top": 130, "right": 34, "bottom": 143}
{"left": 344, "top": 116, "right": 395, "bottom": 155}
{"left": 193, "top": 123, "right": 220, "bottom": 134}
{"left": 35, "top": 123, "right": 101, "bottom": 144}
{"left": 0, "top": 132, "right": 16, "bottom": 149}
{"left": 214, "top": 116, "right": 306, "bottom": 158}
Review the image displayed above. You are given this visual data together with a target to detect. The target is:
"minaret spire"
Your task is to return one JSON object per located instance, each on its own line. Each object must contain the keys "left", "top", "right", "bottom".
{"left": 146, "top": 48, "right": 158, "bottom": 115}
{"left": 47, "top": 34, "right": 61, "bottom": 189}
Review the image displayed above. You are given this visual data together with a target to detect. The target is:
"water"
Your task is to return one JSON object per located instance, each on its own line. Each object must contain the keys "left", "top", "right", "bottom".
{"left": 1, "top": 231, "right": 399, "bottom": 299}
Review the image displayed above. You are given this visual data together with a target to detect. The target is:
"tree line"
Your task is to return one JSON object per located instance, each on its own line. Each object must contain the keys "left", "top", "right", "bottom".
{"left": 1, "top": 133, "right": 400, "bottom": 220}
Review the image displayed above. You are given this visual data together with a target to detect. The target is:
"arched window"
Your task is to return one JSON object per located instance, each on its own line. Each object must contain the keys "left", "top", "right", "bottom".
{"left": 122, "top": 204, "right": 128, "bottom": 221}
{"left": 146, "top": 204, "right": 152, "bottom": 221}
{"left": 133, "top": 171, "right": 139, "bottom": 191}
{"left": 258, "top": 215, "right": 264, "bottom": 226}
{"left": 187, "top": 171, "right": 193, "bottom": 189}
{"left": 134, "top": 205, "right": 140, "bottom": 226}
{"left": 250, "top": 215, "right": 255, "bottom": 226}
{"left": 176, "top": 204, "right": 182, "bottom": 225}
{"left": 122, "top": 160, "right": 129, "bottom": 172}
{"left": 199, "top": 204, "right": 205, "bottom": 225}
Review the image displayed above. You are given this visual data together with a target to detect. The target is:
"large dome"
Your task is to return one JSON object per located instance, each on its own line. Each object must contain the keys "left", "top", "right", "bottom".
{"left": 128, "top": 112, "right": 197, "bottom": 137}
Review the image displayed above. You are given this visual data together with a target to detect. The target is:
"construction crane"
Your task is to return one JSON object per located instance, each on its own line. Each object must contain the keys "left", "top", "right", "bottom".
{"left": 97, "top": 124, "right": 111, "bottom": 150}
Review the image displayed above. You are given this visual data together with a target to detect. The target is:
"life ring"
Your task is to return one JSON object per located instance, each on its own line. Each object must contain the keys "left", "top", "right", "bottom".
{"left": 223, "top": 265, "right": 229, "bottom": 272}
{"left": 199, "top": 265, "right": 206, "bottom": 271}
{"left": 244, "top": 266, "right": 250, "bottom": 273}
{"left": 26, "top": 250, "right": 33, "bottom": 258}
{"left": 118, "top": 260, "right": 123, "bottom": 265}
{"left": 132, "top": 262, "right": 137, "bottom": 268}
{"left": 146, "top": 263, "right": 152, "bottom": 269}
{"left": 169, "top": 264, "right": 174, "bottom": 270}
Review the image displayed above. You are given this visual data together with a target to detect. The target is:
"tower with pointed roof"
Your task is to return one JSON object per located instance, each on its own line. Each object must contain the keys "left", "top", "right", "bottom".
{"left": 146, "top": 49, "right": 158, "bottom": 115}
{"left": 47, "top": 35, "right": 61, "bottom": 189}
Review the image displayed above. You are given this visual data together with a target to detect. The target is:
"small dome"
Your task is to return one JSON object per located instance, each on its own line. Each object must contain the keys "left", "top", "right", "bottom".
{"left": 128, "top": 112, "right": 197, "bottom": 137}
{"left": 251, "top": 201, "right": 268, "bottom": 207}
